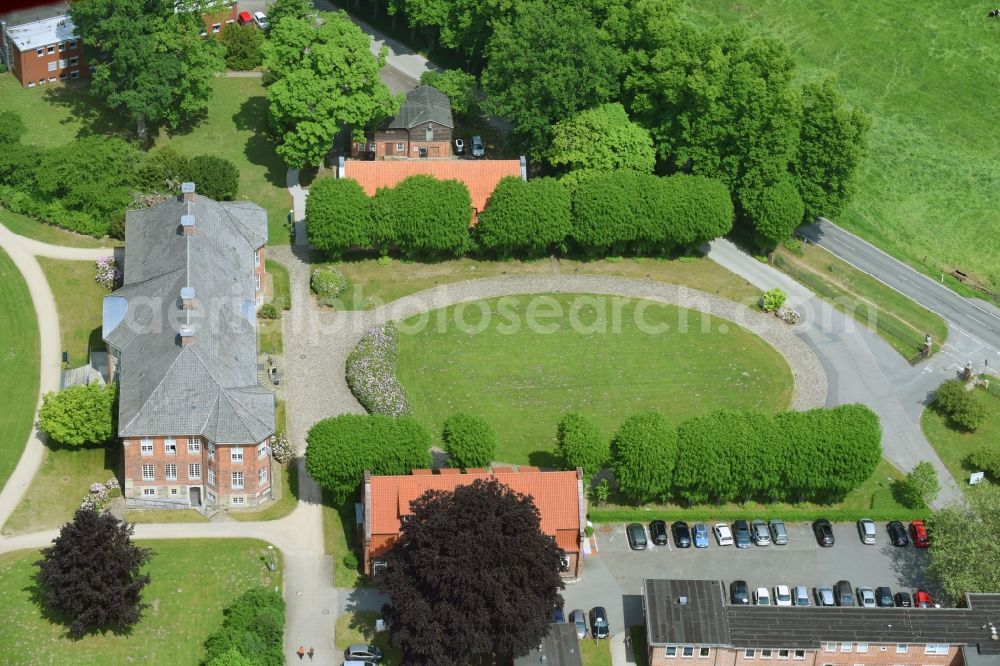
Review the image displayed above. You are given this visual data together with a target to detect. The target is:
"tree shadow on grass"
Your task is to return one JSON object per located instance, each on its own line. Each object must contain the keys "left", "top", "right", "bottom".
{"left": 24, "top": 568, "right": 140, "bottom": 640}
{"left": 527, "top": 450, "right": 559, "bottom": 470}
{"left": 41, "top": 83, "right": 132, "bottom": 140}
{"left": 234, "top": 97, "right": 287, "bottom": 189}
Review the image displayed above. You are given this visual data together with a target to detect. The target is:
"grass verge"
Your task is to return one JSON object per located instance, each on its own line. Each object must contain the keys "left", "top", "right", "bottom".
{"left": 0, "top": 247, "right": 39, "bottom": 492}
{"left": 922, "top": 386, "right": 1000, "bottom": 487}
{"left": 37, "top": 258, "right": 107, "bottom": 368}
{"left": 0, "top": 538, "right": 282, "bottom": 664}
{"left": 229, "top": 463, "right": 298, "bottom": 521}
{"left": 323, "top": 490, "right": 367, "bottom": 588}
{"left": 266, "top": 258, "right": 291, "bottom": 310}
{"left": 334, "top": 611, "right": 402, "bottom": 664}
{"left": 580, "top": 638, "right": 612, "bottom": 666}
{"left": 126, "top": 510, "right": 209, "bottom": 524}
{"left": 258, "top": 319, "right": 283, "bottom": 355}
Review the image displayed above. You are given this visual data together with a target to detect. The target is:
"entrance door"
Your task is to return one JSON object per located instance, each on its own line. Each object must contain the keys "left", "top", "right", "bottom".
{"left": 189, "top": 486, "right": 202, "bottom": 507}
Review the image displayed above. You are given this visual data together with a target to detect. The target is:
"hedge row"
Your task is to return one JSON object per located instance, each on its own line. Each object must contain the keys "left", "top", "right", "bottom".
{"left": 345, "top": 322, "right": 412, "bottom": 417}
{"left": 203, "top": 588, "right": 285, "bottom": 666}
{"left": 588, "top": 506, "right": 920, "bottom": 525}
{"left": 305, "top": 170, "right": 734, "bottom": 259}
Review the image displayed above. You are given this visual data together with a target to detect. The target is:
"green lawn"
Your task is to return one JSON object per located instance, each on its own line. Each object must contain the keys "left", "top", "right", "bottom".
{"left": 266, "top": 258, "right": 291, "bottom": 310}
{"left": 682, "top": 1, "right": 1000, "bottom": 293}
{"left": 37, "top": 258, "right": 107, "bottom": 368}
{"left": 395, "top": 293, "right": 793, "bottom": 464}
{"left": 1, "top": 444, "right": 116, "bottom": 536}
{"left": 0, "top": 77, "right": 92, "bottom": 147}
{"left": 0, "top": 247, "right": 39, "bottom": 491}
{"left": 126, "top": 510, "right": 210, "bottom": 524}
{"left": 775, "top": 243, "right": 949, "bottom": 362}
{"left": 323, "top": 490, "right": 368, "bottom": 588}
{"left": 922, "top": 386, "right": 1000, "bottom": 486}
{"left": 0, "top": 539, "right": 282, "bottom": 664}
{"left": 580, "top": 638, "right": 612, "bottom": 666}
{"left": 1, "top": 207, "right": 117, "bottom": 248}
{"left": 258, "top": 319, "right": 283, "bottom": 355}
{"left": 333, "top": 255, "right": 761, "bottom": 311}
{"left": 334, "top": 612, "right": 403, "bottom": 665}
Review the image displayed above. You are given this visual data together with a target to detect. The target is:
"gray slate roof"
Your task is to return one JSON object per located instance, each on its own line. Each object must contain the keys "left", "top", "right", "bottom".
{"left": 384, "top": 85, "right": 453, "bottom": 130}
{"left": 104, "top": 193, "right": 273, "bottom": 445}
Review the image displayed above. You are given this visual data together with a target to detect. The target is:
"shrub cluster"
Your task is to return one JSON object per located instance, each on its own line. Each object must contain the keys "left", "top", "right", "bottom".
{"left": 203, "top": 588, "right": 285, "bottom": 666}
{"left": 310, "top": 266, "right": 347, "bottom": 304}
{"left": 94, "top": 256, "right": 121, "bottom": 291}
{"left": 934, "top": 379, "right": 986, "bottom": 431}
{"left": 257, "top": 302, "right": 279, "bottom": 320}
{"left": 475, "top": 177, "right": 571, "bottom": 258}
{"left": 219, "top": 22, "right": 263, "bottom": 71}
{"left": 442, "top": 412, "right": 496, "bottom": 470}
{"left": 306, "top": 178, "right": 373, "bottom": 256}
{"left": 346, "top": 323, "right": 412, "bottom": 417}
{"left": 759, "top": 288, "right": 787, "bottom": 312}
{"left": 373, "top": 175, "right": 473, "bottom": 258}
{"left": 555, "top": 412, "right": 608, "bottom": 481}
{"left": 305, "top": 414, "right": 432, "bottom": 501}
{"left": 138, "top": 147, "right": 240, "bottom": 201}
{"left": 967, "top": 446, "right": 1000, "bottom": 481}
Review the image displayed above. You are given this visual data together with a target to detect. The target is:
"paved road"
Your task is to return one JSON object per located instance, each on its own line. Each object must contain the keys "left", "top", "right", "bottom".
{"left": 800, "top": 219, "right": 1000, "bottom": 368}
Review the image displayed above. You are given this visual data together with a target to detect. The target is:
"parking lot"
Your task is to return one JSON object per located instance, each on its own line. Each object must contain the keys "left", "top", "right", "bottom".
{"left": 562, "top": 520, "right": 932, "bottom": 638}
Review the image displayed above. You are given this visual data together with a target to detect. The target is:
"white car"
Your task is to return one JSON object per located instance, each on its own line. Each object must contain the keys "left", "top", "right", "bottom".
{"left": 713, "top": 523, "right": 734, "bottom": 546}
{"left": 253, "top": 11, "right": 268, "bottom": 29}
{"left": 857, "top": 518, "right": 877, "bottom": 545}
{"left": 754, "top": 587, "right": 771, "bottom": 605}
{"left": 774, "top": 585, "right": 792, "bottom": 606}
{"left": 858, "top": 586, "right": 877, "bottom": 608}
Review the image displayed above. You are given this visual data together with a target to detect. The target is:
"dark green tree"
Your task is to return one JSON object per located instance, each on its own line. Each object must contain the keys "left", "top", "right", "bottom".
{"left": 743, "top": 176, "right": 805, "bottom": 250}
{"left": 305, "top": 178, "right": 373, "bottom": 255}
{"left": 35, "top": 136, "right": 137, "bottom": 221}
{"left": 38, "top": 382, "right": 117, "bottom": 447}
{"left": 36, "top": 508, "right": 152, "bottom": 638}
{"left": 219, "top": 22, "right": 264, "bottom": 71}
{"left": 380, "top": 478, "right": 564, "bottom": 664}
{"left": 420, "top": 69, "right": 480, "bottom": 117}
{"left": 442, "top": 413, "right": 496, "bottom": 470}
{"left": 0, "top": 110, "right": 26, "bottom": 144}
{"left": 189, "top": 155, "right": 240, "bottom": 200}
{"left": 475, "top": 177, "right": 571, "bottom": 257}
{"left": 372, "top": 175, "right": 472, "bottom": 258}
{"left": 137, "top": 145, "right": 193, "bottom": 194}
{"left": 555, "top": 412, "right": 608, "bottom": 481}
{"left": 610, "top": 411, "right": 676, "bottom": 504}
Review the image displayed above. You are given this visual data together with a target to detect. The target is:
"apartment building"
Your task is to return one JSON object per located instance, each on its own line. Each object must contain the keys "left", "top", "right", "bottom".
{"left": 0, "top": 2, "right": 87, "bottom": 88}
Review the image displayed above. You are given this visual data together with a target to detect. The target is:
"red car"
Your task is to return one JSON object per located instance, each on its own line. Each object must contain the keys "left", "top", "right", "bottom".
{"left": 910, "top": 520, "right": 929, "bottom": 548}
{"left": 237, "top": 10, "right": 253, "bottom": 25}
{"left": 914, "top": 589, "right": 934, "bottom": 608}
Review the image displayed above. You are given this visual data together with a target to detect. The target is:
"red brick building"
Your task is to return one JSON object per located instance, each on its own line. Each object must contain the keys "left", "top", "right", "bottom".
{"left": 103, "top": 182, "right": 273, "bottom": 510}
{"left": 361, "top": 466, "right": 587, "bottom": 579}
{"left": 0, "top": 2, "right": 88, "bottom": 88}
{"left": 196, "top": 1, "right": 238, "bottom": 36}
{"left": 352, "top": 85, "right": 454, "bottom": 160}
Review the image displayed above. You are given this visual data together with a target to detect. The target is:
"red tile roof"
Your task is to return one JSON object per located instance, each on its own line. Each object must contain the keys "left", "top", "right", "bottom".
{"left": 368, "top": 468, "right": 583, "bottom": 550}
{"left": 342, "top": 159, "right": 523, "bottom": 216}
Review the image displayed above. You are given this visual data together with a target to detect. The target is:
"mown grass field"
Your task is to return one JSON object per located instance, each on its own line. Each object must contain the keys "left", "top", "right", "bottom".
{"left": 37, "top": 258, "right": 107, "bottom": 368}
{"left": 0, "top": 247, "right": 39, "bottom": 492}
{"left": 0, "top": 539, "right": 282, "bottom": 665}
{"left": 922, "top": 386, "right": 1000, "bottom": 486}
{"left": 396, "top": 293, "right": 793, "bottom": 465}
{"left": 682, "top": 1, "right": 1000, "bottom": 293}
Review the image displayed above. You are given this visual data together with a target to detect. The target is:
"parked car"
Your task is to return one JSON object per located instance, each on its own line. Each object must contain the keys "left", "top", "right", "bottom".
{"left": 553, "top": 606, "right": 565, "bottom": 623}
{"left": 733, "top": 520, "right": 752, "bottom": 549}
{"left": 894, "top": 591, "right": 913, "bottom": 607}
{"left": 815, "top": 586, "right": 835, "bottom": 607}
{"left": 237, "top": 10, "right": 253, "bottom": 24}
{"left": 730, "top": 580, "right": 750, "bottom": 605}
{"left": 774, "top": 585, "right": 792, "bottom": 606}
{"left": 344, "top": 644, "right": 383, "bottom": 663}
{"left": 571, "top": 609, "right": 587, "bottom": 639}
{"left": 887, "top": 520, "right": 909, "bottom": 547}
{"left": 834, "top": 580, "right": 854, "bottom": 606}
{"left": 914, "top": 589, "right": 934, "bottom": 608}
{"left": 253, "top": 11, "right": 268, "bottom": 29}
{"left": 692, "top": 522, "right": 709, "bottom": 548}
{"left": 714, "top": 523, "right": 734, "bottom": 546}
{"left": 626, "top": 523, "right": 647, "bottom": 550}
{"left": 453, "top": 137, "right": 465, "bottom": 155}
{"left": 768, "top": 519, "right": 789, "bottom": 545}
{"left": 754, "top": 587, "right": 771, "bottom": 605}
{"left": 471, "top": 135, "right": 485, "bottom": 157}
{"left": 751, "top": 519, "right": 771, "bottom": 546}
{"left": 649, "top": 519, "right": 668, "bottom": 546}
{"left": 910, "top": 520, "right": 929, "bottom": 548}
{"left": 875, "top": 586, "right": 894, "bottom": 608}
{"left": 857, "top": 518, "right": 877, "bottom": 545}
{"left": 794, "top": 585, "right": 810, "bottom": 607}
{"left": 857, "top": 586, "right": 877, "bottom": 608}
{"left": 813, "top": 519, "right": 835, "bottom": 547}
{"left": 672, "top": 521, "right": 692, "bottom": 548}
{"left": 589, "top": 607, "right": 610, "bottom": 639}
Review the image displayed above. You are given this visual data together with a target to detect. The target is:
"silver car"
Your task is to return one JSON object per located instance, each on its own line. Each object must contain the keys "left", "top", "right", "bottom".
{"left": 815, "top": 586, "right": 835, "bottom": 607}
{"left": 794, "top": 585, "right": 810, "bottom": 606}
{"left": 857, "top": 518, "right": 877, "bottom": 545}
{"left": 471, "top": 135, "right": 485, "bottom": 158}
{"left": 768, "top": 518, "right": 789, "bottom": 545}
{"left": 858, "top": 586, "right": 877, "bottom": 608}
{"left": 570, "top": 609, "right": 587, "bottom": 639}
{"left": 751, "top": 519, "right": 771, "bottom": 546}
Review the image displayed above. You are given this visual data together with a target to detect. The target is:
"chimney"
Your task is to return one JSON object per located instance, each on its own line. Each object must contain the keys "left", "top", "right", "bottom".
{"left": 180, "top": 214, "right": 196, "bottom": 235}
{"left": 181, "top": 181, "right": 196, "bottom": 202}
{"left": 178, "top": 324, "right": 195, "bottom": 347}
{"left": 180, "top": 286, "right": 196, "bottom": 310}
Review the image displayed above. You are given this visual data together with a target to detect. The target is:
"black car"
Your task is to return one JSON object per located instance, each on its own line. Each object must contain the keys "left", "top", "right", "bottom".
{"left": 672, "top": 521, "right": 692, "bottom": 548}
{"left": 894, "top": 591, "right": 913, "bottom": 607}
{"left": 649, "top": 520, "right": 669, "bottom": 546}
{"left": 733, "top": 520, "right": 752, "bottom": 549}
{"left": 589, "top": 606, "right": 610, "bottom": 639}
{"left": 626, "top": 523, "right": 648, "bottom": 550}
{"left": 553, "top": 606, "right": 565, "bottom": 624}
{"left": 875, "top": 586, "right": 894, "bottom": 608}
{"left": 813, "top": 519, "right": 835, "bottom": 547}
{"left": 834, "top": 580, "right": 854, "bottom": 607}
{"left": 730, "top": 580, "right": 750, "bottom": 605}
{"left": 887, "top": 520, "right": 909, "bottom": 547}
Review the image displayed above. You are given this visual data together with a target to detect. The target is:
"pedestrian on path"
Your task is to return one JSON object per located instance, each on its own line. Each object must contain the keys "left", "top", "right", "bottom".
{"left": 307, "top": 647, "right": 314, "bottom": 660}
{"left": 297, "top": 646, "right": 305, "bottom": 659}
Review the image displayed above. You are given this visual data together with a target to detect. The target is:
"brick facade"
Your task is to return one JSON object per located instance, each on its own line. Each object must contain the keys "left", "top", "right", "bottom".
{"left": 6, "top": 32, "right": 87, "bottom": 88}
{"left": 649, "top": 644, "right": 962, "bottom": 666}
{"left": 200, "top": 2, "right": 238, "bottom": 36}
{"left": 254, "top": 244, "right": 266, "bottom": 306}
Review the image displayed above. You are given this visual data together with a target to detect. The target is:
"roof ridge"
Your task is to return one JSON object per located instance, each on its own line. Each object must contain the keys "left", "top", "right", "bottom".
{"left": 223, "top": 388, "right": 273, "bottom": 437}
{"left": 218, "top": 202, "right": 265, "bottom": 249}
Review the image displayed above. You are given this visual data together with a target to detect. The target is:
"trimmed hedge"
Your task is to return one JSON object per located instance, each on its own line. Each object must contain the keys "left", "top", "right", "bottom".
{"left": 345, "top": 322, "right": 412, "bottom": 417}
{"left": 306, "top": 177, "right": 373, "bottom": 256}
{"left": 475, "top": 176, "right": 571, "bottom": 258}
{"left": 442, "top": 412, "right": 497, "bottom": 470}
{"left": 372, "top": 175, "right": 472, "bottom": 258}
{"left": 610, "top": 411, "right": 677, "bottom": 504}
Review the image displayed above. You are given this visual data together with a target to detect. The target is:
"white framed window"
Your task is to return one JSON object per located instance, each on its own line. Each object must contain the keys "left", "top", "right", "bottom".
{"left": 855, "top": 644, "right": 868, "bottom": 654}
{"left": 38, "top": 78, "right": 46, "bottom": 85}
{"left": 47, "top": 61, "right": 57, "bottom": 72}
{"left": 396, "top": 142, "right": 404, "bottom": 152}
{"left": 58, "top": 58, "right": 66, "bottom": 68}
{"left": 793, "top": 651, "right": 805, "bottom": 661}
{"left": 232, "top": 471, "right": 244, "bottom": 489}
{"left": 761, "top": 650, "right": 772, "bottom": 660}
{"left": 257, "top": 442, "right": 267, "bottom": 459}
{"left": 169, "top": 487, "right": 179, "bottom": 496}
{"left": 226, "top": 18, "right": 235, "bottom": 24}
{"left": 231, "top": 496, "right": 245, "bottom": 506}
{"left": 28, "top": 81, "right": 36, "bottom": 88}
{"left": 188, "top": 437, "right": 200, "bottom": 453}
{"left": 777, "top": 650, "right": 789, "bottom": 660}
{"left": 896, "top": 645, "right": 907, "bottom": 654}
{"left": 212, "top": 23, "right": 221, "bottom": 33}
{"left": 925, "top": 645, "right": 949, "bottom": 656}
{"left": 254, "top": 249, "right": 260, "bottom": 266}
{"left": 258, "top": 467, "right": 267, "bottom": 484}
{"left": 68, "top": 40, "right": 77, "bottom": 49}
{"left": 36, "top": 48, "right": 44, "bottom": 57}
{"left": 164, "top": 438, "right": 177, "bottom": 455}
{"left": 47, "top": 45, "right": 55, "bottom": 54}
{"left": 188, "top": 463, "right": 201, "bottom": 480}
{"left": 208, "top": 442, "right": 216, "bottom": 461}
{"left": 840, "top": 643, "right": 852, "bottom": 653}
{"left": 699, "top": 648, "right": 710, "bottom": 658}
{"left": 165, "top": 464, "right": 177, "bottom": 480}
{"left": 665, "top": 647, "right": 677, "bottom": 659}
{"left": 207, "top": 491, "right": 216, "bottom": 503}
{"left": 142, "top": 487, "right": 156, "bottom": 497}
{"left": 231, "top": 447, "right": 244, "bottom": 463}
{"left": 254, "top": 272, "right": 261, "bottom": 290}
{"left": 141, "top": 438, "right": 154, "bottom": 455}
{"left": 70, "top": 71, "right": 79, "bottom": 79}
{"left": 59, "top": 42, "right": 65, "bottom": 52}
{"left": 745, "top": 650, "right": 756, "bottom": 659}
{"left": 682, "top": 646, "right": 694, "bottom": 658}
{"left": 69, "top": 56, "right": 78, "bottom": 67}
{"left": 141, "top": 464, "right": 155, "bottom": 481}
{"left": 208, "top": 468, "right": 216, "bottom": 486}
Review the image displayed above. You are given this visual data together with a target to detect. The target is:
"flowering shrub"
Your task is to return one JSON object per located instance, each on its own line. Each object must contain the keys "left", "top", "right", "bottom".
{"left": 346, "top": 322, "right": 412, "bottom": 417}
{"left": 775, "top": 306, "right": 800, "bottom": 325}
{"left": 80, "top": 478, "right": 120, "bottom": 512}
{"left": 311, "top": 267, "right": 347, "bottom": 305}
{"left": 271, "top": 431, "right": 294, "bottom": 464}
{"left": 95, "top": 256, "right": 121, "bottom": 290}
